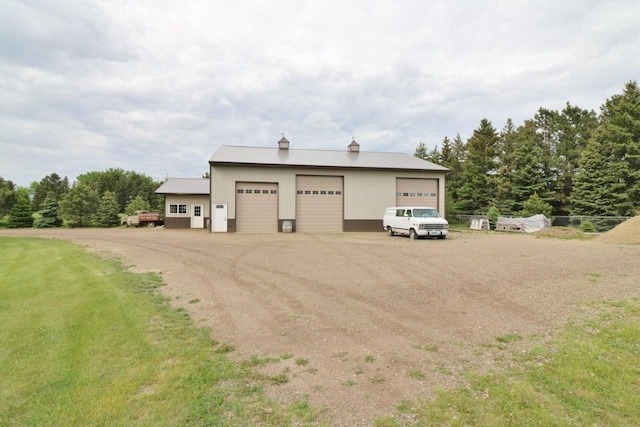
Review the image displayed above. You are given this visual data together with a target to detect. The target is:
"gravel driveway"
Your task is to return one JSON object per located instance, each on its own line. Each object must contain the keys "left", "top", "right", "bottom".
{"left": 3, "top": 228, "right": 639, "bottom": 425}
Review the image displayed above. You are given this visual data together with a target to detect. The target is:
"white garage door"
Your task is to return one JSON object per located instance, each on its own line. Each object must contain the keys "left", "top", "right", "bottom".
{"left": 236, "top": 182, "right": 278, "bottom": 233}
{"left": 296, "top": 176, "right": 343, "bottom": 232}
{"left": 396, "top": 178, "right": 439, "bottom": 209}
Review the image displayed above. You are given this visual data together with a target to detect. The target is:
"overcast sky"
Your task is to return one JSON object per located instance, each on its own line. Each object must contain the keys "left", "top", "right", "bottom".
{"left": 1, "top": 0, "right": 639, "bottom": 187}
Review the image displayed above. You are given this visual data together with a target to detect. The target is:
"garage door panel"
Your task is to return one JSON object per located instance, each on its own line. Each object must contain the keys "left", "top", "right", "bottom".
{"left": 396, "top": 178, "right": 438, "bottom": 208}
{"left": 236, "top": 182, "right": 278, "bottom": 232}
{"left": 296, "top": 176, "right": 343, "bottom": 233}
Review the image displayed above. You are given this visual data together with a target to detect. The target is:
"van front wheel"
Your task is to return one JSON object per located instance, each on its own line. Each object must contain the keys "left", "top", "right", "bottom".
{"left": 409, "top": 229, "right": 417, "bottom": 240}
{"left": 387, "top": 227, "right": 394, "bottom": 236}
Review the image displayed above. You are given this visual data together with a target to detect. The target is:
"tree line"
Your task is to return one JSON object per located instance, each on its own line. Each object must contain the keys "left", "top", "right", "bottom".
{"left": 0, "top": 169, "right": 164, "bottom": 228}
{"left": 416, "top": 80, "right": 640, "bottom": 220}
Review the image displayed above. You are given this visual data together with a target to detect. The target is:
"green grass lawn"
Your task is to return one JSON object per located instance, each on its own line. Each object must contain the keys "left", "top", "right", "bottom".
{"left": 0, "top": 237, "right": 322, "bottom": 426}
{"left": 377, "top": 299, "right": 640, "bottom": 426}
{"left": 2, "top": 237, "right": 639, "bottom": 426}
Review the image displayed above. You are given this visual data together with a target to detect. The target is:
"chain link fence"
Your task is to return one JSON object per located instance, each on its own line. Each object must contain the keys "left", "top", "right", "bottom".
{"left": 451, "top": 214, "right": 631, "bottom": 232}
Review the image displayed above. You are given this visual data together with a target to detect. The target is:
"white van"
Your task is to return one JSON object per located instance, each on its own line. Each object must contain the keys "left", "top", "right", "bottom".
{"left": 383, "top": 207, "right": 449, "bottom": 240}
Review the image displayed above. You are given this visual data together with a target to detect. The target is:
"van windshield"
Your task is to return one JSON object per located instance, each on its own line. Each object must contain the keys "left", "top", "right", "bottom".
{"left": 413, "top": 209, "right": 440, "bottom": 218}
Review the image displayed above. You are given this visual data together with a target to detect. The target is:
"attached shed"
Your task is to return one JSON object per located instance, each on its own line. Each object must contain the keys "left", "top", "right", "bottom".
{"left": 209, "top": 138, "right": 448, "bottom": 233}
{"left": 155, "top": 178, "right": 210, "bottom": 229}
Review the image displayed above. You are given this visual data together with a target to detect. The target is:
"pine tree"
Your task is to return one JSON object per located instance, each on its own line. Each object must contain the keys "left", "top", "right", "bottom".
{"left": 95, "top": 191, "right": 122, "bottom": 227}
{"left": 599, "top": 80, "right": 640, "bottom": 211}
{"left": 457, "top": 119, "right": 499, "bottom": 214}
{"left": 520, "top": 193, "right": 553, "bottom": 217}
{"left": 571, "top": 131, "right": 631, "bottom": 216}
{"left": 125, "top": 195, "right": 151, "bottom": 216}
{"left": 495, "top": 119, "right": 518, "bottom": 213}
{"left": 414, "top": 142, "right": 428, "bottom": 159}
{"left": 31, "top": 173, "right": 69, "bottom": 211}
{"left": 8, "top": 195, "right": 33, "bottom": 228}
{"left": 510, "top": 120, "right": 548, "bottom": 213}
{"left": 535, "top": 104, "right": 597, "bottom": 215}
{"left": 34, "top": 192, "right": 62, "bottom": 228}
{"left": 59, "top": 184, "right": 100, "bottom": 227}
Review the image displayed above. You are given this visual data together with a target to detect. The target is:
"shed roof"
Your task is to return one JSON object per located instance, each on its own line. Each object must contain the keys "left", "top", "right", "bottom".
{"left": 155, "top": 178, "right": 209, "bottom": 194}
{"left": 209, "top": 145, "right": 448, "bottom": 172}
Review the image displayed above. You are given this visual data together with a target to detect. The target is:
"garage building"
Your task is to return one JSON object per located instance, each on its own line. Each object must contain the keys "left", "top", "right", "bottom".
{"left": 155, "top": 178, "right": 210, "bottom": 229}
{"left": 209, "top": 138, "right": 448, "bottom": 233}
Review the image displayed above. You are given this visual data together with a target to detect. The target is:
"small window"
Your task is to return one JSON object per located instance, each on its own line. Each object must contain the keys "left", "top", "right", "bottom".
{"left": 336, "top": 190, "right": 342, "bottom": 195}
{"left": 328, "top": 191, "right": 334, "bottom": 195}
{"left": 312, "top": 190, "right": 319, "bottom": 195}
{"left": 403, "top": 192, "right": 409, "bottom": 197}
{"left": 254, "top": 189, "right": 260, "bottom": 194}
{"left": 396, "top": 192, "right": 401, "bottom": 197}
{"left": 320, "top": 190, "right": 327, "bottom": 195}
{"left": 237, "top": 189, "right": 244, "bottom": 194}
{"left": 431, "top": 193, "right": 437, "bottom": 197}
{"left": 246, "top": 189, "right": 252, "bottom": 194}
{"left": 410, "top": 192, "right": 416, "bottom": 197}
{"left": 169, "top": 204, "right": 187, "bottom": 214}
{"left": 396, "top": 209, "right": 405, "bottom": 217}
{"left": 305, "top": 190, "right": 311, "bottom": 195}
{"left": 270, "top": 190, "right": 277, "bottom": 194}
{"left": 262, "top": 189, "right": 269, "bottom": 194}
{"left": 417, "top": 193, "right": 423, "bottom": 197}
{"left": 297, "top": 190, "right": 303, "bottom": 194}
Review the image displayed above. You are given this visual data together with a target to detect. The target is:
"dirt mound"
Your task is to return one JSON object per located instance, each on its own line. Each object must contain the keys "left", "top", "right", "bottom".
{"left": 597, "top": 216, "right": 640, "bottom": 244}
{"left": 534, "top": 227, "right": 586, "bottom": 239}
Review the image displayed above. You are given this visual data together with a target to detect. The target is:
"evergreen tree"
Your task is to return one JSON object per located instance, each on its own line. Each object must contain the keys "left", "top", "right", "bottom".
{"left": 125, "top": 195, "right": 151, "bottom": 215}
{"left": 95, "top": 191, "right": 121, "bottom": 227}
{"left": 34, "top": 192, "right": 62, "bottom": 228}
{"left": 31, "top": 173, "right": 69, "bottom": 211}
{"left": 457, "top": 119, "right": 499, "bottom": 214}
{"left": 510, "top": 120, "right": 548, "bottom": 213}
{"left": 495, "top": 119, "right": 519, "bottom": 213}
{"left": 535, "top": 104, "right": 597, "bottom": 215}
{"left": 8, "top": 193, "right": 33, "bottom": 228}
{"left": 598, "top": 80, "right": 640, "bottom": 211}
{"left": 571, "top": 131, "right": 631, "bottom": 216}
{"left": 447, "top": 134, "right": 467, "bottom": 204}
{"left": 59, "top": 184, "right": 100, "bottom": 227}
{"left": 414, "top": 142, "right": 428, "bottom": 159}
{"left": 520, "top": 193, "right": 553, "bottom": 217}
{"left": 77, "top": 169, "right": 163, "bottom": 212}
{"left": 0, "top": 176, "right": 17, "bottom": 217}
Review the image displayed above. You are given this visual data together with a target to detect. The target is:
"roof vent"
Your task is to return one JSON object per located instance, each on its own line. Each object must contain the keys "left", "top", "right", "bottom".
{"left": 348, "top": 138, "right": 360, "bottom": 153}
{"left": 278, "top": 135, "right": 290, "bottom": 150}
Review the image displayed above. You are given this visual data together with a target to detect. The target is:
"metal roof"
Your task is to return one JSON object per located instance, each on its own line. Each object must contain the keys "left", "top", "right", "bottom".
{"left": 155, "top": 178, "right": 209, "bottom": 194}
{"left": 209, "top": 145, "right": 448, "bottom": 171}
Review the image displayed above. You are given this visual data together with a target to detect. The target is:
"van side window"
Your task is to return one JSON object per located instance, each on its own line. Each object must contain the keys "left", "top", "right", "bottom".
{"left": 395, "top": 209, "right": 405, "bottom": 217}
{"left": 406, "top": 210, "right": 412, "bottom": 217}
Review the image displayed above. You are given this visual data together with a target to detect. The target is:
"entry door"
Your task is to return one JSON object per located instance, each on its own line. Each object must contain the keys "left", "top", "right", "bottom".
{"left": 212, "top": 202, "right": 228, "bottom": 232}
{"left": 191, "top": 204, "right": 204, "bottom": 228}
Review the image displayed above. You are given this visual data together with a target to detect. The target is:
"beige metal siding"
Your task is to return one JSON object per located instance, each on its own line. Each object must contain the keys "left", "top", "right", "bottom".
{"left": 236, "top": 182, "right": 278, "bottom": 232}
{"left": 210, "top": 165, "right": 447, "bottom": 226}
{"left": 396, "top": 178, "right": 439, "bottom": 209}
{"left": 296, "top": 176, "right": 343, "bottom": 232}
{"left": 165, "top": 195, "right": 210, "bottom": 217}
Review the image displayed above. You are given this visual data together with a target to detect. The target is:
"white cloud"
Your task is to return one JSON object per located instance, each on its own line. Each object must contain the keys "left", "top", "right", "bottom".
{"left": 1, "top": 0, "right": 639, "bottom": 186}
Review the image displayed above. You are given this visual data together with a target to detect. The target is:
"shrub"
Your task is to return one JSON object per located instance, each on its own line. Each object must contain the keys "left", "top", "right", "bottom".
{"left": 579, "top": 221, "right": 598, "bottom": 233}
{"left": 486, "top": 206, "right": 500, "bottom": 230}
